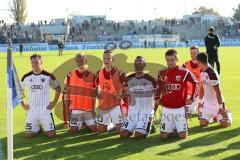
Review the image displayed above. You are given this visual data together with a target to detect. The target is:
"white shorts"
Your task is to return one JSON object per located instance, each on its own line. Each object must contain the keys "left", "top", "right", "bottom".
{"left": 26, "top": 108, "right": 55, "bottom": 133}
{"left": 200, "top": 102, "right": 232, "bottom": 124}
{"left": 96, "top": 106, "right": 123, "bottom": 126}
{"left": 186, "top": 97, "right": 199, "bottom": 114}
{"left": 160, "top": 106, "right": 187, "bottom": 133}
{"left": 121, "top": 106, "right": 154, "bottom": 135}
{"left": 199, "top": 102, "right": 219, "bottom": 122}
{"left": 69, "top": 110, "right": 96, "bottom": 129}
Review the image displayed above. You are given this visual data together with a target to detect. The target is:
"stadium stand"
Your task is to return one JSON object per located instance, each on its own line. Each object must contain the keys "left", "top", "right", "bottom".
{"left": 0, "top": 13, "right": 239, "bottom": 45}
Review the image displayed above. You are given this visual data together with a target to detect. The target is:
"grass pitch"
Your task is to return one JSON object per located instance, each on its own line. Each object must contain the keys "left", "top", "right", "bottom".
{"left": 0, "top": 47, "right": 239, "bottom": 160}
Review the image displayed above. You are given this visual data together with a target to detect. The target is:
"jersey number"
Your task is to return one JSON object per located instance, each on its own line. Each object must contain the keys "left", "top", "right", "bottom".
{"left": 26, "top": 123, "right": 32, "bottom": 130}
{"left": 161, "top": 123, "right": 165, "bottom": 130}
{"left": 70, "top": 118, "right": 78, "bottom": 125}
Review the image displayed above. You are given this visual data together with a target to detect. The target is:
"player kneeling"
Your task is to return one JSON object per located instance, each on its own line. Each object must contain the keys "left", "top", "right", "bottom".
{"left": 182, "top": 46, "right": 201, "bottom": 116}
{"left": 120, "top": 56, "right": 156, "bottom": 139}
{"left": 155, "top": 49, "right": 198, "bottom": 140}
{"left": 21, "top": 54, "right": 61, "bottom": 138}
{"left": 197, "top": 52, "right": 232, "bottom": 128}
{"left": 64, "top": 53, "right": 97, "bottom": 133}
{"left": 95, "top": 50, "right": 128, "bottom": 133}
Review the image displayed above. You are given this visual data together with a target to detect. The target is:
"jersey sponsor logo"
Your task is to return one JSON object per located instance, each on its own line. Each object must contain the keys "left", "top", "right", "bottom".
{"left": 31, "top": 85, "right": 43, "bottom": 92}
{"left": 164, "top": 84, "right": 181, "bottom": 91}
{"left": 132, "top": 88, "right": 144, "bottom": 95}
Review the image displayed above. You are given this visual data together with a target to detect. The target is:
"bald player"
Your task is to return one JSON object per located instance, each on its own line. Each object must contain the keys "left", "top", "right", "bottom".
{"left": 64, "top": 53, "right": 97, "bottom": 133}
{"left": 120, "top": 56, "right": 156, "bottom": 139}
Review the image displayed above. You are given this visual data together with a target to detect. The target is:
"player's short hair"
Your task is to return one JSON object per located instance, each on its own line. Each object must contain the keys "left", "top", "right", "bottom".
{"left": 208, "top": 26, "right": 215, "bottom": 32}
{"left": 165, "top": 49, "right": 177, "bottom": 57}
{"left": 103, "top": 49, "right": 114, "bottom": 58}
{"left": 30, "top": 54, "right": 41, "bottom": 60}
{"left": 75, "top": 53, "right": 87, "bottom": 59}
{"left": 190, "top": 45, "right": 199, "bottom": 50}
{"left": 197, "top": 52, "right": 208, "bottom": 64}
{"left": 136, "top": 56, "right": 145, "bottom": 60}
{"left": 104, "top": 50, "right": 112, "bottom": 54}
{"left": 135, "top": 56, "right": 146, "bottom": 63}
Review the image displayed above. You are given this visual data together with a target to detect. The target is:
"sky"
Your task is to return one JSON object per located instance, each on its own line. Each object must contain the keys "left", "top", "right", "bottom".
{"left": 0, "top": 0, "right": 239, "bottom": 23}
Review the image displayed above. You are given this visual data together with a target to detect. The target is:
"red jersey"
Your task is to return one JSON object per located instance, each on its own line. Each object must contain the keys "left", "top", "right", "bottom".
{"left": 156, "top": 66, "right": 197, "bottom": 109}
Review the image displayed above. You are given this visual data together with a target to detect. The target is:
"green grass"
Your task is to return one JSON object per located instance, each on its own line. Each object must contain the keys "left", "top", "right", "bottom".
{"left": 0, "top": 47, "right": 240, "bottom": 160}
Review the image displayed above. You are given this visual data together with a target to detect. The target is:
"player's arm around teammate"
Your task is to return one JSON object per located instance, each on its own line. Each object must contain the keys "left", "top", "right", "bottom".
{"left": 21, "top": 54, "right": 61, "bottom": 138}
{"left": 65, "top": 53, "right": 97, "bottom": 133}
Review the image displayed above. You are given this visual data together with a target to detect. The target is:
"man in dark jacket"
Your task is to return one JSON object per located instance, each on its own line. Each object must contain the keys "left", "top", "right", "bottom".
{"left": 204, "top": 27, "right": 221, "bottom": 74}
{"left": 19, "top": 43, "right": 23, "bottom": 56}
{"left": 58, "top": 41, "right": 64, "bottom": 56}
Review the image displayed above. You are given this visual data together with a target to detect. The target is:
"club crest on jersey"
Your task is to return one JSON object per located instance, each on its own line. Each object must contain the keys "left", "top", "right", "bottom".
{"left": 176, "top": 76, "right": 181, "bottom": 81}
{"left": 164, "top": 76, "right": 168, "bottom": 81}
{"left": 41, "top": 78, "right": 45, "bottom": 82}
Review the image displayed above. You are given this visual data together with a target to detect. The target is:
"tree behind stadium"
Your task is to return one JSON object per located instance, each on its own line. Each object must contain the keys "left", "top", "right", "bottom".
{"left": 9, "top": 0, "right": 27, "bottom": 24}
{"left": 193, "top": 6, "right": 220, "bottom": 16}
{"left": 233, "top": 4, "right": 240, "bottom": 21}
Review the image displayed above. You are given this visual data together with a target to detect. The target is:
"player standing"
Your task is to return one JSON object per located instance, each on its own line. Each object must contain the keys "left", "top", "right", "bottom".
{"left": 120, "top": 56, "right": 156, "bottom": 139}
{"left": 63, "top": 53, "right": 97, "bottom": 133}
{"left": 155, "top": 49, "right": 197, "bottom": 140}
{"left": 197, "top": 52, "right": 232, "bottom": 128}
{"left": 58, "top": 41, "right": 64, "bottom": 56}
{"left": 204, "top": 27, "right": 221, "bottom": 74}
{"left": 182, "top": 45, "right": 201, "bottom": 115}
{"left": 95, "top": 50, "right": 127, "bottom": 133}
{"left": 21, "top": 54, "right": 61, "bottom": 138}
{"left": 19, "top": 43, "right": 23, "bottom": 56}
